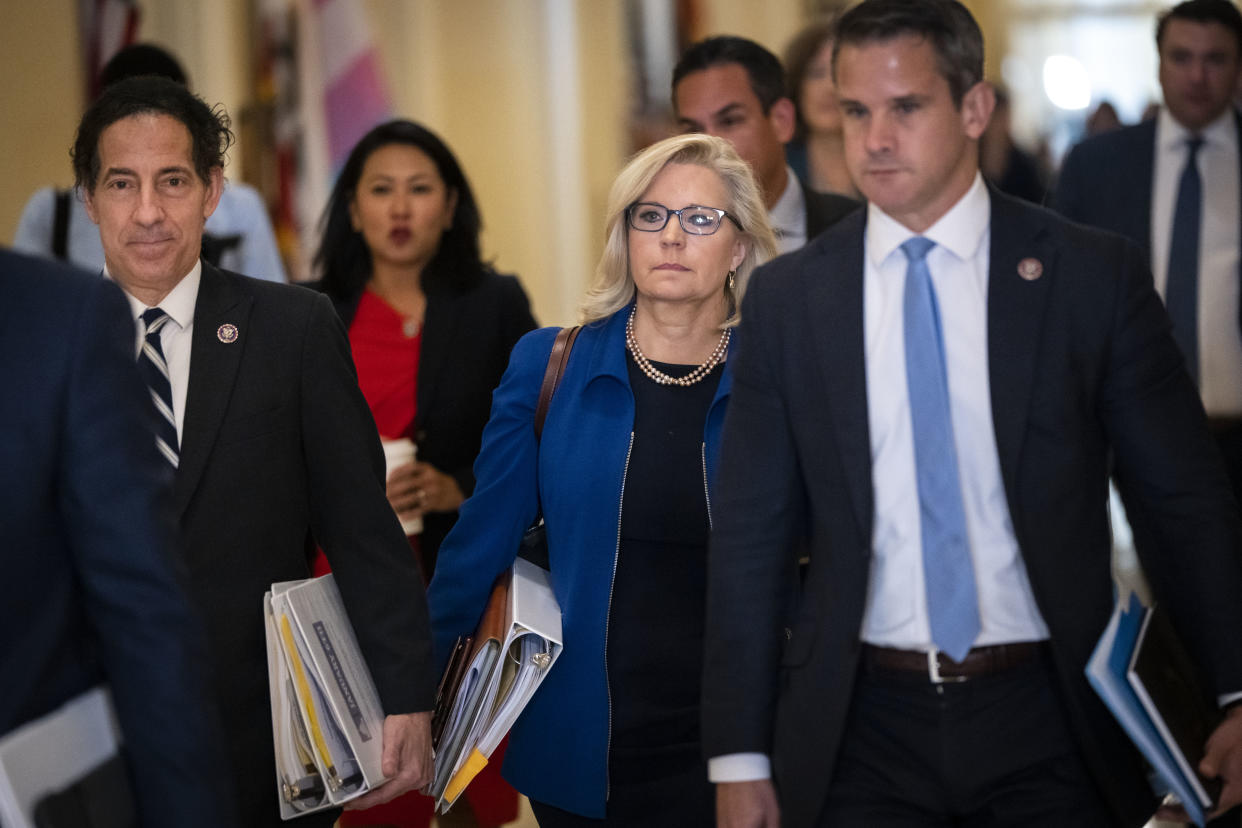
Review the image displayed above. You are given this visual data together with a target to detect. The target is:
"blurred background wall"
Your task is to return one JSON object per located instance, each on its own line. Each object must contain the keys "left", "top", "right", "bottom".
{"left": 0, "top": 0, "right": 1171, "bottom": 325}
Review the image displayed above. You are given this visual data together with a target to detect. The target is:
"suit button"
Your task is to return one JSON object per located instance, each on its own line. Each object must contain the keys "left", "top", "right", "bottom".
{"left": 784, "top": 627, "right": 793, "bottom": 641}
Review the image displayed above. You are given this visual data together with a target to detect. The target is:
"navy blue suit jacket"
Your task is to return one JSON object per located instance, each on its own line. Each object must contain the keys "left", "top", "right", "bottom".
{"left": 0, "top": 248, "right": 233, "bottom": 826}
{"left": 703, "top": 190, "right": 1242, "bottom": 828}
{"left": 1055, "top": 113, "right": 1242, "bottom": 267}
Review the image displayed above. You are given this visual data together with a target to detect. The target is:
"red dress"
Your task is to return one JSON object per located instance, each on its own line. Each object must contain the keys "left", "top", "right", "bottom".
{"left": 319, "top": 290, "right": 519, "bottom": 828}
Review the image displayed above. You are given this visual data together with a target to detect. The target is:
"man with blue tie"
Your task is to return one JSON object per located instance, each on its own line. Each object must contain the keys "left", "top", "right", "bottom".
{"left": 1056, "top": 0, "right": 1242, "bottom": 503}
{"left": 703, "top": 1, "right": 1242, "bottom": 827}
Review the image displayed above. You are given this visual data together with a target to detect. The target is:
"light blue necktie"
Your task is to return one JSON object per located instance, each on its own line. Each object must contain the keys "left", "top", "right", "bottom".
{"left": 902, "top": 237, "right": 980, "bottom": 662}
{"left": 1165, "top": 135, "right": 1204, "bottom": 386}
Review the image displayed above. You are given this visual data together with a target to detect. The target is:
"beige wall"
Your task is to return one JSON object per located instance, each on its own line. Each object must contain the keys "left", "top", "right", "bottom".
{"left": 1, "top": 0, "right": 84, "bottom": 246}
{"left": 2, "top": 0, "right": 1007, "bottom": 320}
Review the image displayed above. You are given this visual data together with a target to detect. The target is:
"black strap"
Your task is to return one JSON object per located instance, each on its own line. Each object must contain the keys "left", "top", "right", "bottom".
{"left": 52, "top": 189, "right": 71, "bottom": 261}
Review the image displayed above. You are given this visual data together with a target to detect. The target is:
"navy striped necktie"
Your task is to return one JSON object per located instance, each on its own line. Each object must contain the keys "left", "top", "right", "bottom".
{"left": 137, "top": 307, "right": 179, "bottom": 469}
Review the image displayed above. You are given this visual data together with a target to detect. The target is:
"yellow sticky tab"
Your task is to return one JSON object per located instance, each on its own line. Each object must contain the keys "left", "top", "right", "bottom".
{"left": 443, "top": 749, "right": 489, "bottom": 805}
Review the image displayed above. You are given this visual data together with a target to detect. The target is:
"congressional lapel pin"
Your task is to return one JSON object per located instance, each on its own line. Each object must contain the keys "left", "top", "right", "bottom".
{"left": 217, "top": 323, "right": 239, "bottom": 344}
{"left": 1017, "top": 257, "right": 1043, "bottom": 281}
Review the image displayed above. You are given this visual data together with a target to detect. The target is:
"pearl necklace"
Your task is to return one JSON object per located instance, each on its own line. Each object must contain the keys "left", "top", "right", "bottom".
{"left": 625, "top": 307, "right": 730, "bottom": 387}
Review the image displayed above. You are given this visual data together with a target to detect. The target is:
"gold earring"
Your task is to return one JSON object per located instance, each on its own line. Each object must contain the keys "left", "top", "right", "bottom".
{"left": 727, "top": 270, "right": 736, "bottom": 292}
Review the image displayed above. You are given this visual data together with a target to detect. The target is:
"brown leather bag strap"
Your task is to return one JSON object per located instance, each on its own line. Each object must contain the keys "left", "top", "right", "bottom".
{"left": 534, "top": 325, "right": 581, "bottom": 440}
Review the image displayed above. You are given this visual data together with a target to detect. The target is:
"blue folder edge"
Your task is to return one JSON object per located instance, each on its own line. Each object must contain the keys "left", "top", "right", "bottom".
{"left": 1085, "top": 590, "right": 1207, "bottom": 826}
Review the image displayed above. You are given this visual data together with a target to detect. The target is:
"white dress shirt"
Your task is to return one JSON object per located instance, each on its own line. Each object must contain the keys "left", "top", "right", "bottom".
{"left": 861, "top": 173, "right": 1049, "bottom": 650}
{"left": 1150, "top": 107, "right": 1242, "bottom": 415}
{"left": 768, "top": 166, "right": 808, "bottom": 254}
{"left": 117, "top": 261, "right": 201, "bottom": 442}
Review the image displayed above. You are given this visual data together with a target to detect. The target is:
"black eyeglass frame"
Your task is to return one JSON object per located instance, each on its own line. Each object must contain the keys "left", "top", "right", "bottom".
{"left": 625, "top": 201, "right": 744, "bottom": 235}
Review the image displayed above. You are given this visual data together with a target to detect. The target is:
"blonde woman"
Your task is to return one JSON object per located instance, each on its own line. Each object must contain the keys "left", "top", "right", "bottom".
{"left": 427, "top": 133, "right": 777, "bottom": 827}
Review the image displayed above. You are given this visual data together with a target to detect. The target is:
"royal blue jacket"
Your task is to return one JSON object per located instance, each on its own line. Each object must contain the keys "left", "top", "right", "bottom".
{"left": 427, "top": 305, "right": 733, "bottom": 817}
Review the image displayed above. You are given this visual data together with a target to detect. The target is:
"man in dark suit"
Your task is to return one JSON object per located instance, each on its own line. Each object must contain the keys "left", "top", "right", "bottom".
{"left": 673, "top": 35, "right": 859, "bottom": 252}
{"left": 703, "top": 2, "right": 1242, "bottom": 827}
{"left": 72, "top": 76, "right": 434, "bottom": 827}
{"left": 1056, "top": 0, "right": 1242, "bottom": 503}
{"left": 0, "top": 247, "right": 234, "bottom": 826}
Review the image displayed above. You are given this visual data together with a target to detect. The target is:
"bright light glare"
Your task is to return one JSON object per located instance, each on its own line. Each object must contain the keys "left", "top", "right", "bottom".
{"left": 1042, "top": 55, "right": 1092, "bottom": 111}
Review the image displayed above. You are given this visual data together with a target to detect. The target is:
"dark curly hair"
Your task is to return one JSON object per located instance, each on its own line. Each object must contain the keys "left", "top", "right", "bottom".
{"left": 72, "top": 75, "right": 233, "bottom": 193}
{"left": 314, "top": 119, "right": 485, "bottom": 300}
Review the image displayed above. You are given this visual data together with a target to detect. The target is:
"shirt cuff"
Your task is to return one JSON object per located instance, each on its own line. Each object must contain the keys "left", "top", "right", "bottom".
{"left": 708, "top": 753, "right": 771, "bottom": 783}
{"left": 1218, "top": 691, "right": 1242, "bottom": 709}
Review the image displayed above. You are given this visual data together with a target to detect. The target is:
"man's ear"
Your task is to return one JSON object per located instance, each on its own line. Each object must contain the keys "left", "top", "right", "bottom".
{"left": 202, "top": 166, "right": 224, "bottom": 220}
{"left": 82, "top": 185, "right": 100, "bottom": 226}
{"left": 769, "top": 97, "right": 797, "bottom": 145}
{"left": 961, "top": 81, "right": 996, "bottom": 141}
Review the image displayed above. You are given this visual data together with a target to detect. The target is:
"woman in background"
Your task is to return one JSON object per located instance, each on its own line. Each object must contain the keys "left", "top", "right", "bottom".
{"left": 428, "top": 133, "right": 778, "bottom": 827}
{"left": 312, "top": 118, "right": 532, "bottom": 828}
{"left": 783, "top": 14, "right": 860, "bottom": 199}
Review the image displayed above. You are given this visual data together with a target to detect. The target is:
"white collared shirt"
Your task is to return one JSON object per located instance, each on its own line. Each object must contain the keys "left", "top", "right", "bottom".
{"left": 861, "top": 173, "right": 1049, "bottom": 649}
{"left": 767, "top": 166, "right": 807, "bottom": 254}
{"left": 1151, "top": 107, "right": 1242, "bottom": 415}
{"left": 116, "top": 261, "right": 201, "bottom": 441}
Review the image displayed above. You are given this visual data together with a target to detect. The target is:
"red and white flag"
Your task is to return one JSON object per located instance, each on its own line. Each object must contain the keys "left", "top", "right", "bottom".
{"left": 78, "top": 0, "right": 141, "bottom": 100}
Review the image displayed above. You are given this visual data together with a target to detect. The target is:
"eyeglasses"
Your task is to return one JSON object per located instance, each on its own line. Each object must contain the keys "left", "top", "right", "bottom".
{"left": 626, "top": 202, "right": 743, "bottom": 236}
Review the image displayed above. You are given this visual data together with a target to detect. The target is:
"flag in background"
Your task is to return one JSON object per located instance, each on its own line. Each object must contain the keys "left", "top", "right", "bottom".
{"left": 294, "top": 0, "right": 393, "bottom": 276}
{"left": 79, "top": 0, "right": 141, "bottom": 100}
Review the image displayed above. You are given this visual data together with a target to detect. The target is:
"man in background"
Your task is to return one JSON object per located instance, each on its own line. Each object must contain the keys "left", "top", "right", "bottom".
{"left": 0, "top": 246, "right": 235, "bottom": 827}
{"left": 673, "top": 35, "right": 859, "bottom": 252}
{"left": 1056, "top": 0, "right": 1242, "bottom": 503}
{"left": 15, "top": 43, "right": 287, "bottom": 283}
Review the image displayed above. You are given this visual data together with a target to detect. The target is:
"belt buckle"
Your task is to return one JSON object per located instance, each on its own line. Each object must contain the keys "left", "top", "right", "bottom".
{"left": 927, "top": 648, "right": 968, "bottom": 684}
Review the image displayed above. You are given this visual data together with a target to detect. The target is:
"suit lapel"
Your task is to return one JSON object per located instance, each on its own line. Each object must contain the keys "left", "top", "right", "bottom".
{"left": 415, "top": 286, "right": 467, "bottom": 431}
{"left": 1130, "top": 120, "right": 1157, "bottom": 261}
{"left": 986, "top": 191, "right": 1055, "bottom": 512}
{"left": 808, "top": 217, "right": 874, "bottom": 544}
{"left": 173, "top": 263, "right": 253, "bottom": 517}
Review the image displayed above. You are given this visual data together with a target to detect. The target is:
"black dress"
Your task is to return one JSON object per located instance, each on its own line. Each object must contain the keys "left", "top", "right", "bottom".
{"left": 532, "top": 354, "right": 721, "bottom": 827}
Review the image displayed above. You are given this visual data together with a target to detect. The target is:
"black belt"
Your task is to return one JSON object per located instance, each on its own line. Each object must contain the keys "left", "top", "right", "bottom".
{"left": 861, "top": 642, "right": 1046, "bottom": 684}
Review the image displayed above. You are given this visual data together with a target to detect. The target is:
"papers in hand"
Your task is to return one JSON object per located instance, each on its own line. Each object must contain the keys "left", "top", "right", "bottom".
{"left": 430, "top": 557, "right": 562, "bottom": 813}
{"left": 265, "top": 574, "right": 388, "bottom": 819}
{"left": 1085, "top": 591, "right": 1222, "bottom": 827}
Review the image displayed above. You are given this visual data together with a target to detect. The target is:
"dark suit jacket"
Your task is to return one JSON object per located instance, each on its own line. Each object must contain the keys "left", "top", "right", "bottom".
{"left": 318, "top": 269, "right": 536, "bottom": 574}
{"left": 176, "top": 262, "right": 434, "bottom": 827}
{"left": 804, "top": 188, "right": 860, "bottom": 242}
{"left": 1054, "top": 113, "right": 1242, "bottom": 266}
{"left": 0, "top": 248, "right": 233, "bottom": 827}
{"left": 702, "top": 191, "right": 1242, "bottom": 828}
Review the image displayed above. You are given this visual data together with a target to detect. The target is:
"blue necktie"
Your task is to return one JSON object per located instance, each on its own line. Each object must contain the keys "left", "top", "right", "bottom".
{"left": 902, "top": 237, "right": 980, "bottom": 662}
{"left": 137, "top": 307, "right": 179, "bottom": 469}
{"left": 1165, "top": 136, "right": 1204, "bottom": 385}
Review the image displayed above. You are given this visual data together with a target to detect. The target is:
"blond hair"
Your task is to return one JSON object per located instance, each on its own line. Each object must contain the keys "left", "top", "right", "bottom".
{"left": 580, "top": 133, "right": 779, "bottom": 327}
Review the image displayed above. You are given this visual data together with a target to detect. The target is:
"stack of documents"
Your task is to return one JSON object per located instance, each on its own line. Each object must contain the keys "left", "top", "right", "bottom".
{"left": 265, "top": 574, "right": 387, "bottom": 819}
{"left": 1086, "top": 591, "right": 1222, "bottom": 827}
{"left": 430, "top": 558, "right": 562, "bottom": 813}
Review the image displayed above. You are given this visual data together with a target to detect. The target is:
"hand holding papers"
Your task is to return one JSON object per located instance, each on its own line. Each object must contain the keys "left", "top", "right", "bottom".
{"left": 1086, "top": 591, "right": 1223, "bottom": 826}
{"left": 265, "top": 574, "right": 389, "bottom": 819}
{"left": 430, "top": 558, "right": 562, "bottom": 813}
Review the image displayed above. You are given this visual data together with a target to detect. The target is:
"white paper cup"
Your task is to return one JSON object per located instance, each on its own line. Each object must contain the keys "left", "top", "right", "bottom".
{"left": 381, "top": 438, "right": 422, "bottom": 535}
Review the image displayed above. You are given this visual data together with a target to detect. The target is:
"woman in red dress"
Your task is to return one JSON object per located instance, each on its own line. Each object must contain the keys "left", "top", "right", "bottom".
{"left": 310, "top": 119, "right": 535, "bottom": 828}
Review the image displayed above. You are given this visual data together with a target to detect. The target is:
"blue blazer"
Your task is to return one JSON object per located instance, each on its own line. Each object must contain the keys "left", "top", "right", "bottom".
{"left": 427, "top": 306, "right": 733, "bottom": 817}
{"left": 0, "top": 248, "right": 233, "bottom": 826}
{"left": 1055, "top": 113, "right": 1242, "bottom": 267}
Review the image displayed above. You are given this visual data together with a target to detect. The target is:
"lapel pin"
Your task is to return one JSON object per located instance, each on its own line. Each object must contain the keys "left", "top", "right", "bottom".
{"left": 217, "top": 323, "right": 239, "bottom": 344}
{"left": 1017, "top": 257, "right": 1043, "bottom": 281}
